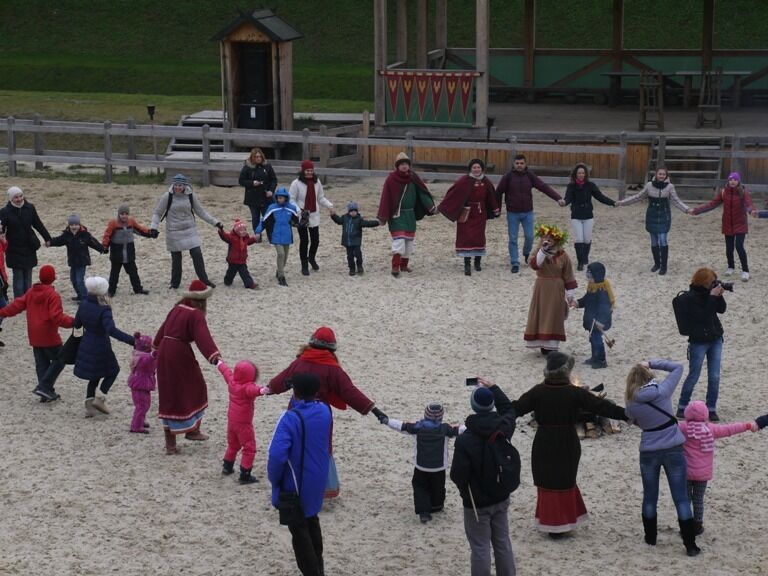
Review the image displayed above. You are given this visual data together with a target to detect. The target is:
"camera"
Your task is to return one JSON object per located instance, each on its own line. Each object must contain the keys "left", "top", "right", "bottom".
{"left": 713, "top": 279, "right": 734, "bottom": 292}
{"left": 465, "top": 377, "right": 479, "bottom": 386}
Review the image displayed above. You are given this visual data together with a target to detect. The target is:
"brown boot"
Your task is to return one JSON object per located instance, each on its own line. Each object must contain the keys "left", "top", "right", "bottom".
{"left": 400, "top": 257, "right": 413, "bottom": 273}
{"left": 185, "top": 429, "right": 209, "bottom": 441}
{"left": 391, "top": 254, "right": 401, "bottom": 277}
{"left": 164, "top": 429, "right": 179, "bottom": 455}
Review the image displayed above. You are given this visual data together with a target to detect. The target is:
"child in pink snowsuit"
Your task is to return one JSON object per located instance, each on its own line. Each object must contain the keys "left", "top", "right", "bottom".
{"left": 127, "top": 334, "right": 157, "bottom": 433}
{"left": 679, "top": 400, "right": 756, "bottom": 534}
{"left": 217, "top": 359, "right": 269, "bottom": 484}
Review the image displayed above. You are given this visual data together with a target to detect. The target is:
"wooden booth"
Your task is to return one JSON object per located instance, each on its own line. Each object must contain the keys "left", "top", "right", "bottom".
{"left": 212, "top": 9, "right": 302, "bottom": 132}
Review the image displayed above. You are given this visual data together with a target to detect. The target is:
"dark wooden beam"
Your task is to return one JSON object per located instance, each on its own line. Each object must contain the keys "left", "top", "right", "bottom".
{"left": 612, "top": 0, "right": 624, "bottom": 70}
{"left": 523, "top": 0, "right": 535, "bottom": 88}
{"left": 396, "top": 0, "right": 407, "bottom": 65}
{"left": 547, "top": 55, "right": 611, "bottom": 88}
{"left": 703, "top": 0, "right": 714, "bottom": 69}
{"left": 417, "top": 0, "right": 428, "bottom": 69}
{"left": 374, "top": 0, "right": 387, "bottom": 126}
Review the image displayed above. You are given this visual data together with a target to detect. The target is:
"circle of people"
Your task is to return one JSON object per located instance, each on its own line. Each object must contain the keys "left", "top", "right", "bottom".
{"left": 1, "top": 149, "right": 767, "bottom": 576}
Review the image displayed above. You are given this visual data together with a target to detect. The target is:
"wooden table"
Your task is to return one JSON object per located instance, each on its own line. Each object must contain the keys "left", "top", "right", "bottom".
{"left": 674, "top": 70, "right": 751, "bottom": 109}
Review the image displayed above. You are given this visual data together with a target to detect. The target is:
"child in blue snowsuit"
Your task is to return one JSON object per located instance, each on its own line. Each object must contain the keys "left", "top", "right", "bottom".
{"left": 576, "top": 261, "right": 614, "bottom": 369}
{"left": 255, "top": 187, "right": 299, "bottom": 287}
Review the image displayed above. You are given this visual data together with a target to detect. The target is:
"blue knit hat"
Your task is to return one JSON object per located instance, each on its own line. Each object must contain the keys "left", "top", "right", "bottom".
{"left": 172, "top": 173, "right": 189, "bottom": 185}
{"left": 347, "top": 201, "right": 359, "bottom": 212}
{"left": 470, "top": 387, "right": 495, "bottom": 413}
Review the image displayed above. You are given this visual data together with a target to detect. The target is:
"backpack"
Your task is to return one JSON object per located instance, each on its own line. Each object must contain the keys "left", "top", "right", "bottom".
{"left": 161, "top": 191, "right": 194, "bottom": 222}
{"left": 672, "top": 290, "right": 692, "bottom": 336}
{"left": 480, "top": 430, "right": 521, "bottom": 497}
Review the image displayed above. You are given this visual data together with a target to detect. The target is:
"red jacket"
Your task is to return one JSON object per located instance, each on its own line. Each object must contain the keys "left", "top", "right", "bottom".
{"left": 0, "top": 283, "right": 74, "bottom": 346}
{"left": 218, "top": 228, "right": 258, "bottom": 264}
{"left": 693, "top": 185, "right": 754, "bottom": 235}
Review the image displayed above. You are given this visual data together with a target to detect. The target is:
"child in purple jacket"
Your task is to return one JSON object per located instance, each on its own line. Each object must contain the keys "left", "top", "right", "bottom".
{"left": 127, "top": 334, "right": 156, "bottom": 433}
{"left": 679, "top": 400, "right": 756, "bottom": 535}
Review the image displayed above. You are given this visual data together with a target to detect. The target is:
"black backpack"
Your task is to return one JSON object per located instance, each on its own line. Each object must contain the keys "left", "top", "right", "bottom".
{"left": 480, "top": 430, "right": 521, "bottom": 497}
{"left": 672, "top": 290, "right": 692, "bottom": 336}
{"left": 161, "top": 191, "right": 194, "bottom": 222}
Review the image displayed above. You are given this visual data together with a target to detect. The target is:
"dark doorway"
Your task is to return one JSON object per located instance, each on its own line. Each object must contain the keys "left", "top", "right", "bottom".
{"left": 238, "top": 43, "right": 274, "bottom": 129}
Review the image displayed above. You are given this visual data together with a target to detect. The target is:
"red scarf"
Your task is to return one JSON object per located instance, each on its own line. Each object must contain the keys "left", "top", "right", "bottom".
{"left": 299, "top": 347, "right": 339, "bottom": 366}
{"left": 575, "top": 178, "right": 586, "bottom": 187}
{"left": 303, "top": 176, "right": 317, "bottom": 213}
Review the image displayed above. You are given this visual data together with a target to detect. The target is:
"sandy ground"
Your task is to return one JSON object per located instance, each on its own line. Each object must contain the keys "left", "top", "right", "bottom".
{"left": 0, "top": 175, "right": 767, "bottom": 576}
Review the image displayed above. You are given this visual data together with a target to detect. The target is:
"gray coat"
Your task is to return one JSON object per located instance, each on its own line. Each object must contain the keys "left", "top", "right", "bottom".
{"left": 150, "top": 184, "right": 219, "bottom": 252}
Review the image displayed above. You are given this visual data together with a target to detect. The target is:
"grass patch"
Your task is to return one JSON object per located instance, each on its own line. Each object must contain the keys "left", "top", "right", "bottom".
{"left": 12, "top": 167, "right": 166, "bottom": 186}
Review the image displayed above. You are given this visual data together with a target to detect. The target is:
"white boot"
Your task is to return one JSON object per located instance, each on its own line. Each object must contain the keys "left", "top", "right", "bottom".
{"left": 92, "top": 395, "right": 110, "bottom": 414}
{"left": 84, "top": 398, "right": 98, "bottom": 418}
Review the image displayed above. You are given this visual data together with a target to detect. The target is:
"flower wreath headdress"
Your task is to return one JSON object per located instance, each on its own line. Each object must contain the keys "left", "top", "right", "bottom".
{"left": 534, "top": 223, "right": 569, "bottom": 247}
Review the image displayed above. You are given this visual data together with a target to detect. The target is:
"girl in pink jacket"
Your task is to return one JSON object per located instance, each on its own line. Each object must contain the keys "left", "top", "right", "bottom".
{"left": 679, "top": 400, "right": 756, "bottom": 534}
{"left": 127, "top": 334, "right": 157, "bottom": 433}
{"left": 217, "top": 359, "right": 269, "bottom": 484}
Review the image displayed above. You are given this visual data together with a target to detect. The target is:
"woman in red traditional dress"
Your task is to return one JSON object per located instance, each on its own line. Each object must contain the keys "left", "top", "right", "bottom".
{"left": 438, "top": 158, "right": 500, "bottom": 276}
{"left": 268, "top": 326, "right": 388, "bottom": 498}
{"left": 153, "top": 279, "right": 221, "bottom": 455}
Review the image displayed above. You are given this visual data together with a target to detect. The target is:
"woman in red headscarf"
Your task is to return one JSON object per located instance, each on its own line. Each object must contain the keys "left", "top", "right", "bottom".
{"left": 153, "top": 279, "right": 221, "bottom": 454}
{"left": 269, "top": 326, "right": 386, "bottom": 498}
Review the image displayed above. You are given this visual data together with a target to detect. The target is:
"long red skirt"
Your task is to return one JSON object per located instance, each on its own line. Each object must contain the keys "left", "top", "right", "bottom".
{"left": 535, "top": 486, "right": 589, "bottom": 533}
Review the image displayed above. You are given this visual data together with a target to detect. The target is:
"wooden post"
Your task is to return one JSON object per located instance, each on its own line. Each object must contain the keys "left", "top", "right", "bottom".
{"left": 7, "top": 116, "right": 17, "bottom": 177}
{"left": 523, "top": 0, "right": 536, "bottom": 100}
{"left": 416, "top": 0, "right": 428, "bottom": 69}
{"left": 374, "top": 0, "right": 387, "bottom": 127}
{"left": 103, "top": 121, "right": 113, "bottom": 184}
{"left": 435, "top": 0, "right": 447, "bottom": 54}
{"left": 702, "top": 0, "right": 714, "bottom": 70}
{"left": 611, "top": 0, "right": 624, "bottom": 71}
{"left": 201, "top": 124, "right": 211, "bottom": 188}
{"left": 33, "top": 114, "right": 43, "bottom": 171}
{"left": 475, "top": 0, "right": 489, "bottom": 127}
{"left": 222, "top": 118, "right": 232, "bottom": 153}
{"left": 127, "top": 118, "right": 138, "bottom": 178}
{"left": 618, "top": 131, "right": 627, "bottom": 199}
{"left": 507, "top": 136, "right": 517, "bottom": 172}
{"left": 319, "top": 125, "right": 329, "bottom": 184}
{"left": 405, "top": 131, "right": 414, "bottom": 163}
{"left": 361, "top": 110, "right": 371, "bottom": 169}
{"left": 397, "top": 0, "right": 408, "bottom": 65}
{"left": 657, "top": 135, "right": 666, "bottom": 168}
{"left": 302, "top": 128, "right": 311, "bottom": 160}
{"left": 731, "top": 134, "right": 742, "bottom": 177}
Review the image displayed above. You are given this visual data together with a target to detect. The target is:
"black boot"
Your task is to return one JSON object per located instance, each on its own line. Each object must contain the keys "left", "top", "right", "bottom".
{"left": 301, "top": 259, "right": 310, "bottom": 276}
{"left": 650, "top": 246, "right": 661, "bottom": 272}
{"left": 659, "top": 246, "right": 669, "bottom": 275}
{"left": 474, "top": 256, "right": 482, "bottom": 271}
{"left": 642, "top": 514, "right": 657, "bottom": 545}
{"left": 222, "top": 459, "right": 235, "bottom": 475}
{"left": 678, "top": 518, "right": 701, "bottom": 557}
{"left": 574, "top": 243, "right": 584, "bottom": 271}
{"left": 464, "top": 257, "right": 471, "bottom": 276}
{"left": 238, "top": 466, "right": 259, "bottom": 484}
{"left": 583, "top": 242, "right": 591, "bottom": 266}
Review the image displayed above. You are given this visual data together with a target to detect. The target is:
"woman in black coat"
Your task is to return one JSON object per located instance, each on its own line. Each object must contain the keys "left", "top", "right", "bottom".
{"left": 563, "top": 164, "right": 617, "bottom": 271}
{"left": 238, "top": 147, "right": 277, "bottom": 233}
{"left": 0, "top": 186, "right": 51, "bottom": 296}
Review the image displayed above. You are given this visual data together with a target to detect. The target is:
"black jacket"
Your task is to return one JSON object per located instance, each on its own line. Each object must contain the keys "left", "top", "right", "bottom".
{"left": 239, "top": 161, "right": 277, "bottom": 208}
{"left": 49, "top": 226, "right": 104, "bottom": 268}
{"left": 330, "top": 213, "right": 379, "bottom": 247}
{"left": 564, "top": 181, "right": 616, "bottom": 220}
{"left": 0, "top": 201, "right": 51, "bottom": 269}
{"left": 685, "top": 284, "right": 726, "bottom": 343}
{"left": 450, "top": 386, "right": 517, "bottom": 509}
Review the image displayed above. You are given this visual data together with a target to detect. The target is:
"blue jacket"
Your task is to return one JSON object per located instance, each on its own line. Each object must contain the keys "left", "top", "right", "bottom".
{"left": 73, "top": 295, "right": 134, "bottom": 380}
{"left": 268, "top": 400, "right": 332, "bottom": 518}
{"left": 625, "top": 360, "right": 686, "bottom": 452}
{"left": 330, "top": 212, "right": 379, "bottom": 247}
{"left": 255, "top": 201, "right": 299, "bottom": 246}
{"left": 577, "top": 289, "right": 612, "bottom": 331}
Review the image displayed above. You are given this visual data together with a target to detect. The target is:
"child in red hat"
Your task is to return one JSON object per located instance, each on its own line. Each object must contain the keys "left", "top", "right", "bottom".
{"left": 218, "top": 218, "right": 259, "bottom": 289}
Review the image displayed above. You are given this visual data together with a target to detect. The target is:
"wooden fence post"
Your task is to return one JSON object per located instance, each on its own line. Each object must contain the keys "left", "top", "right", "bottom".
{"left": 618, "top": 131, "right": 627, "bottom": 198}
{"left": 127, "top": 118, "right": 138, "bottom": 178}
{"left": 657, "top": 134, "right": 666, "bottom": 168}
{"left": 7, "top": 117, "right": 17, "bottom": 177}
{"left": 506, "top": 136, "right": 517, "bottom": 172}
{"left": 33, "top": 114, "right": 44, "bottom": 171}
{"left": 222, "top": 118, "right": 231, "bottom": 152}
{"left": 302, "top": 128, "right": 310, "bottom": 160}
{"left": 405, "top": 132, "right": 414, "bottom": 162}
{"left": 361, "top": 110, "right": 370, "bottom": 170}
{"left": 731, "top": 134, "right": 742, "bottom": 179}
{"left": 319, "top": 124, "right": 329, "bottom": 184}
{"left": 104, "top": 121, "right": 113, "bottom": 183}
{"left": 201, "top": 124, "right": 211, "bottom": 187}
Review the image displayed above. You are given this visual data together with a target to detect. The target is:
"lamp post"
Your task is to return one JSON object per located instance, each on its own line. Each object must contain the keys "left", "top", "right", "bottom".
{"left": 147, "top": 105, "right": 159, "bottom": 175}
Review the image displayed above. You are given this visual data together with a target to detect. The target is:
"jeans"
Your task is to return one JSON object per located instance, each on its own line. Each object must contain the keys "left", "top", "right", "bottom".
{"left": 649, "top": 232, "right": 669, "bottom": 247}
{"left": 32, "top": 346, "right": 66, "bottom": 394}
{"left": 589, "top": 329, "right": 606, "bottom": 363}
{"left": 639, "top": 446, "right": 692, "bottom": 521}
{"left": 86, "top": 373, "right": 118, "bottom": 400}
{"left": 412, "top": 469, "right": 446, "bottom": 515}
{"left": 224, "top": 263, "right": 255, "bottom": 287}
{"left": 506, "top": 211, "right": 534, "bottom": 265}
{"left": 725, "top": 234, "right": 748, "bottom": 272}
{"left": 345, "top": 246, "right": 363, "bottom": 271}
{"left": 12, "top": 267, "right": 33, "bottom": 298}
{"left": 678, "top": 337, "right": 723, "bottom": 411}
{"left": 463, "top": 498, "right": 516, "bottom": 576}
{"left": 69, "top": 266, "right": 87, "bottom": 300}
{"left": 248, "top": 204, "right": 270, "bottom": 235}
{"left": 288, "top": 515, "right": 324, "bottom": 576}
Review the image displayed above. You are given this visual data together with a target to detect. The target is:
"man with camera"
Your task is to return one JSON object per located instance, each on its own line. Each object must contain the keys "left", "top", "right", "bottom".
{"left": 675, "top": 267, "right": 727, "bottom": 421}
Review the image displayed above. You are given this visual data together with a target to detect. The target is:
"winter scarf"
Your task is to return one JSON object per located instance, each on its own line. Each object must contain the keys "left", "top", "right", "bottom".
{"left": 302, "top": 176, "right": 318, "bottom": 213}
{"left": 586, "top": 280, "right": 616, "bottom": 309}
{"left": 652, "top": 179, "right": 668, "bottom": 190}
{"left": 687, "top": 421, "right": 715, "bottom": 453}
{"left": 299, "top": 347, "right": 340, "bottom": 367}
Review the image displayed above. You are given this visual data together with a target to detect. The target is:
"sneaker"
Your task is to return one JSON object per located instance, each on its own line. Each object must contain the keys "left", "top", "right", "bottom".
{"left": 92, "top": 396, "right": 110, "bottom": 414}
{"left": 591, "top": 360, "right": 608, "bottom": 369}
{"left": 725, "top": 268, "right": 734, "bottom": 276}
{"left": 33, "top": 387, "right": 56, "bottom": 401}
{"left": 222, "top": 460, "right": 235, "bottom": 476}
{"left": 134, "top": 289, "right": 149, "bottom": 295}
{"left": 741, "top": 271, "right": 750, "bottom": 282}
{"left": 511, "top": 264, "right": 520, "bottom": 273}
{"left": 419, "top": 513, "right": 432, "bottom": 524}
{"left": 708, "top": 411, "right": 720, "bottom": 422}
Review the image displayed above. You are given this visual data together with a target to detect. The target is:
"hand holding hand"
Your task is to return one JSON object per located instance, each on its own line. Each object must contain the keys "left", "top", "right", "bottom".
{"left": 687, "top": 209, "right": 695, "bottom": 215}
{"left": 557, "top": 199, "right": 566, "bottom": 207}
{"left": 215, "top": 222, "right": 224, "bottom": 230}
{"left": 266, "top": 190, "right": 273, "bottom": 198}
{"left": 150, "top": 229, "right": 159, "bottom": 239}
{"left": 261, "top": 386, "right": 271, "bottom": 395}
{"left": 750, "top": 421, "right": 759, "bottom": 432}
{"left": 45, "top": 240, "right": 51, "bottom": 247}
{"left": 371, "top": 407, "right": 389, "bottom": 424}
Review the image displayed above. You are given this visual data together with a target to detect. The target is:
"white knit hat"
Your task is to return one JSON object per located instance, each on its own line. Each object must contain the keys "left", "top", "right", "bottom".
{"left": 7, "top": 186, "right": 23, "bottom": 200}
{"left": 85, "top": 276, "right": 109, "bottom": 296}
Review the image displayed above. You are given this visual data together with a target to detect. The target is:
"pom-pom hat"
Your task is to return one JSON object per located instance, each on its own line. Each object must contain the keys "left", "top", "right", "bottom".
{"left": 85, "top": 276, "right": 109, "bottom": 296}
{"left": 309, "top": 326, "right": 337, "bottom": 351}
{"left": 39, "top": 265, "right": 56, "bottom": 285}
{"left": 181, "top": 279, "right": 213, "bottom": 300}
{"left": 543, "top": 352, "right": 575, "bottom": 380}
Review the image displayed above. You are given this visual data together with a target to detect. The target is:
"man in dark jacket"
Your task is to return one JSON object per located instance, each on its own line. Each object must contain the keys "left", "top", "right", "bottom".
{"left": 451, "top": 382, "right": 518, "bottom": 576}
{"left": 495, "top": 155, "right": 563, "bottom": 273}
{"left": 676, "top": 267, "right": 727, "bottom": 421}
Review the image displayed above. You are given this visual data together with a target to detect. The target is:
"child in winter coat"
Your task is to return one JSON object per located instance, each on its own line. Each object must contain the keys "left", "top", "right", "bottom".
{"left": 575, "top": 261, "right": 614, "bottom": 369}
{"left": 217, "top": 359, "right": 270, "bottom": 484}
{"left": 47, "top": 214, "right": 105, "bottom": 302}
{"left": 218, "top": 218, "right": 259, "bottom": 289}
{"left": 679, "top": 400, "right": 756, "bottom": 534}
{"left": 127, "top": 333, "right": 157, "bottom": 433}
{"left": 254, "top": 187, "right": 299, "bottom": 287}
{"left": 380, "top": 403, "right": 465, "bottom": 523}
{"left": 330, "top": 201, "right": 380, "bottom": 276}
{"left": 0, "top": 229, "right": 8, "bottom": 346}
{"left": 102, "top": 204, "right": 154, "bottom": 297}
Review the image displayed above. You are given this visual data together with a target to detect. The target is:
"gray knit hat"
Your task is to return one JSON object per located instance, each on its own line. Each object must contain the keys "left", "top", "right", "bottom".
{"left": 117, "top": 204, "right": 130, "bottom": 216}
{"left": 67, "top": 214, "right": 81, "bottom": 226}
{"left": 543, "top": 352, "right": 575, "bottom": 380}
{"left": 424, "top": 403, "right": 444, "bottom": 421}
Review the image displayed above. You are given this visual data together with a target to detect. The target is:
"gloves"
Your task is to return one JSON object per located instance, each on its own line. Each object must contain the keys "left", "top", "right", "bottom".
{"left": 149, "top": 229, "right": 159, "bottom": 239}
{"left": 215, "top": 222, "right": 224, "bottom": 230}
{"left": 371, "top": 407, "right": 388, "bottom": 424}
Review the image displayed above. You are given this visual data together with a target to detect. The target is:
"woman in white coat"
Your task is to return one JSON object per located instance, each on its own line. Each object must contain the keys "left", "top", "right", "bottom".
{"left": 150, "top": 174, "right": 223, "bottom": 289}
{"left": 289, "top": 160, "right": 333, "bottom": 276}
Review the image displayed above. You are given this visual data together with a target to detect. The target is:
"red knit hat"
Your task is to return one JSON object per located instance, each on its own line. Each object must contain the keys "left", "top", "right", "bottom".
{"left": 39, "top": 265, "right": 56, "bottom": 285}
{"left": 233, "top": 218, "right": 247, "bottom": 233}
{"left": 301, "top": 159, "right": 315, "bottom": 172}
{"left": 181, "top": 279, "right": 213, "bottom": 300}
{"left": 309, "top": 326, "right": 337, "bottom": 351}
